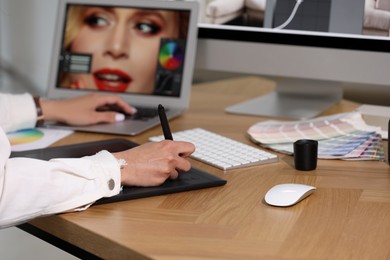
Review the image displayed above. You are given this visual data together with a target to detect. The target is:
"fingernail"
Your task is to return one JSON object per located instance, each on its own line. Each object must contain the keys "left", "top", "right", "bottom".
{"left": 115, "top": 113, "right": 125, "bottom": 122}
{"left": 131, "top": 107, "right": 138, "bottom": 113}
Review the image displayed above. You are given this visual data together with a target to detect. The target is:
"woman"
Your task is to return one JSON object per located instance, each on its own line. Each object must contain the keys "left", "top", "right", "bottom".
{"left": 0, "top": 92, "right": 195, "bottom": 228}
{"left": 60, "top": 6, "right": 189, "bottom": 93}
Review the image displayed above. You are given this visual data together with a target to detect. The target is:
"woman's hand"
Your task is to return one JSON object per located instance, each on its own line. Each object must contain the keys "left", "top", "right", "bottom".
{"left": 113, "top": 140, "right": 195, "bottom": 187}
{"left": 40, "top": 93, "right": 137, "bottom": 125}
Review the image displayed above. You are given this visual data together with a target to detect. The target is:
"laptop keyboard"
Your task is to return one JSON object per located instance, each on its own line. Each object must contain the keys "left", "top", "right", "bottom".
{"left": 97, "top": 104, "right": 160, "bottom": 121}
{"left": 150, "top": 128, "right": 279, "bottom": 170}
{"left": 127, "top": 106, "right": 160, "bottom": 121}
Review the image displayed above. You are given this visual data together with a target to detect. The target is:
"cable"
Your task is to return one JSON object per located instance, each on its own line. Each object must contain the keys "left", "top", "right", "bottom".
{"left": 274, "top": 0, "right": 304, "bottom": 30}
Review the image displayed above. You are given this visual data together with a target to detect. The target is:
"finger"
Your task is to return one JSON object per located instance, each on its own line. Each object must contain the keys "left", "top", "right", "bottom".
{"left": 174, "top": 141, "right": 196, "bottom": 158}
{"left": 96, "top": 95, "right": 137, "bottom": 114}
{"left": 173, "top": 157, "right": 192, "bottom": 173}
{"left": 114, "top": 98, "right": 137, "bottom": 114}
{"left": 92, "top": 111, "right": 125, "bottom": 124}
{"left": 169, "top": 169, "right": 179, "bottom": 180}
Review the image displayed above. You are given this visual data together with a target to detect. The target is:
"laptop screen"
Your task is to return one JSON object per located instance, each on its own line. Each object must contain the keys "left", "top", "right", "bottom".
{"left": 55, "top": 3, "right": 191, "bottom": 98}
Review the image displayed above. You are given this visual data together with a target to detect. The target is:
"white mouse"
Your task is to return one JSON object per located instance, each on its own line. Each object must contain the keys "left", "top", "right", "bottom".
{"left": 264, "top": 183, "right": 316, "bottom": 207}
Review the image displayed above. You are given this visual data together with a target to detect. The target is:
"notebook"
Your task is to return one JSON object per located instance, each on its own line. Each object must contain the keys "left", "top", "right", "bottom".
{"left": 45, "top": 0, "right": 199, "bottom": 135}
{"left": 10, "top": 139, "right": 227, "bottom": 205}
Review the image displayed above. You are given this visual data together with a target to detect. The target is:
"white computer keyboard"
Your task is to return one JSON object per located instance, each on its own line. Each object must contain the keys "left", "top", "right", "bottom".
{"left": 149, "top": 128, "right": 278, "bottom": 170}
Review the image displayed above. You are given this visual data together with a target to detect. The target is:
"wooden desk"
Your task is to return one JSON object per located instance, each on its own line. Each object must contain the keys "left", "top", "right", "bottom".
{"left": 22, "top": 77, "right": 390, "bottom": 259}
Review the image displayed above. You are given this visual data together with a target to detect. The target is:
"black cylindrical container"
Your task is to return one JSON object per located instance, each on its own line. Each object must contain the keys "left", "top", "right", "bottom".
{"left": 294, "top": 139, "right": 318, "bottom": 171}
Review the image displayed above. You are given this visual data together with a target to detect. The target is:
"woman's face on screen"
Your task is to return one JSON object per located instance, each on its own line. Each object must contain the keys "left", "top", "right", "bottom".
{"left": 68, "top": 7, "right": 179, "bottom": 93}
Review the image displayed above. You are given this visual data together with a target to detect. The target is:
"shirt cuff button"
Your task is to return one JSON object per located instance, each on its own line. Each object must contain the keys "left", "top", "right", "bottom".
{"left": 108, "top": 179, "right": 115, "bottom": 190}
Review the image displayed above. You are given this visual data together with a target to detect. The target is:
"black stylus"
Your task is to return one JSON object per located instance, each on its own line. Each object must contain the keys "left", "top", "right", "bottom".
{"left": 158, "top": 104, "right": 173, "bottom": 140}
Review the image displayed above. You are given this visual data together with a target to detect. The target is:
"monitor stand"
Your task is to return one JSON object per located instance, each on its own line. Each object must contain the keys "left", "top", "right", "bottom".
{"left": 225, "top": 78, "right": 343, "bottom": 120}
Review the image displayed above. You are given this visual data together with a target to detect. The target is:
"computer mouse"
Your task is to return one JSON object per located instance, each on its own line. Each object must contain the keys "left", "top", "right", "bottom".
{"left": 264, "top": 183, "right": 316, "bottom": 207}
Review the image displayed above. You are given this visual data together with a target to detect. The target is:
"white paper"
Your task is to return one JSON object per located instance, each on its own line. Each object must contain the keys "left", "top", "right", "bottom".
{"left": 7, "top": 128, "right": 74, "bottom": 152}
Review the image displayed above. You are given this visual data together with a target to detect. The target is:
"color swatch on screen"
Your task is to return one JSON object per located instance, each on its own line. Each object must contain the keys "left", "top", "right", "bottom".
{"left": 159, "top": 42, "right": 184, "bottom": 70}
{"left": 7, "top": 128, "right": 44, "bottom": 145}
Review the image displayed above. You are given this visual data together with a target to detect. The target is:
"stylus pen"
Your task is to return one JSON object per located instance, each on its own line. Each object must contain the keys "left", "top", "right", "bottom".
{"left": 158, "top": 104, "right": 173, "bottom": 140}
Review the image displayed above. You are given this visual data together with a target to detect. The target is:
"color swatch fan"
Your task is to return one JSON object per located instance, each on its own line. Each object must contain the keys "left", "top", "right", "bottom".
{"left": 7, "top": 129, "right": 44, "bottom": 145}
{"left": 159, "top": 42, "right": 184, "bottom": 70}
{"left": 7, "top": 128, "right": 73, "bottom": 152}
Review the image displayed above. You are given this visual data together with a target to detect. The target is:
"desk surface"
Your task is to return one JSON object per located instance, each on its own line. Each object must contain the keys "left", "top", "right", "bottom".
{"left": 27, "top": 77, "right": 390, "bottom": 259}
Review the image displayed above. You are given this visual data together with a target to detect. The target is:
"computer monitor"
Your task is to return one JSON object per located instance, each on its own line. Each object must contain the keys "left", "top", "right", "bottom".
{"left": 195, "top": 0, "right": 390, "bottom": 119}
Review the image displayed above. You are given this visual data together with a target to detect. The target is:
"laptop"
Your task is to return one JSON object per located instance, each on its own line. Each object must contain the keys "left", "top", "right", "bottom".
{"left": 10, "top": 139, "right": 227, "bottom": 205}
{"left": 45, "top": 0, "right": 199, "bottom": 135}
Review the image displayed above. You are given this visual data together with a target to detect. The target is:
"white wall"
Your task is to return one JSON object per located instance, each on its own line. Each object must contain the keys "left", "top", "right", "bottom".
{"left": 0, "top": 0, "right": 58, "bottom": 95}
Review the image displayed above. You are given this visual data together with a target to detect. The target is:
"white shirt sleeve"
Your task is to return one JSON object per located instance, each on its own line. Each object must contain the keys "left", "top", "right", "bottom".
{"left": 0, "top": 93, "right": 37, "bottom": 132}
{"left": 0, "top": 127, "right": 122, "bottom": 228}
{"left": 0, "top": 93, "right": 122, "bottom": 228}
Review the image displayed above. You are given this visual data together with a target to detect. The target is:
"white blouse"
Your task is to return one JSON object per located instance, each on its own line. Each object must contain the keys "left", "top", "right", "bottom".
{"left": 0, "top": 93, "right": 121, "bottom": 228}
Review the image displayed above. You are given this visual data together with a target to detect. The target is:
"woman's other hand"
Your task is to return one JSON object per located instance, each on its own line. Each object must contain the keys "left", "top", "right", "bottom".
{"left": 40, "top": 93, "right": 137, "bottom": 125}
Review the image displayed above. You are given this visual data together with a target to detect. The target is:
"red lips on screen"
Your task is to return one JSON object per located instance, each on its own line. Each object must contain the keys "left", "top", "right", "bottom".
{"left": 93, "top": 68, "right": 131, "bottom": 92}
